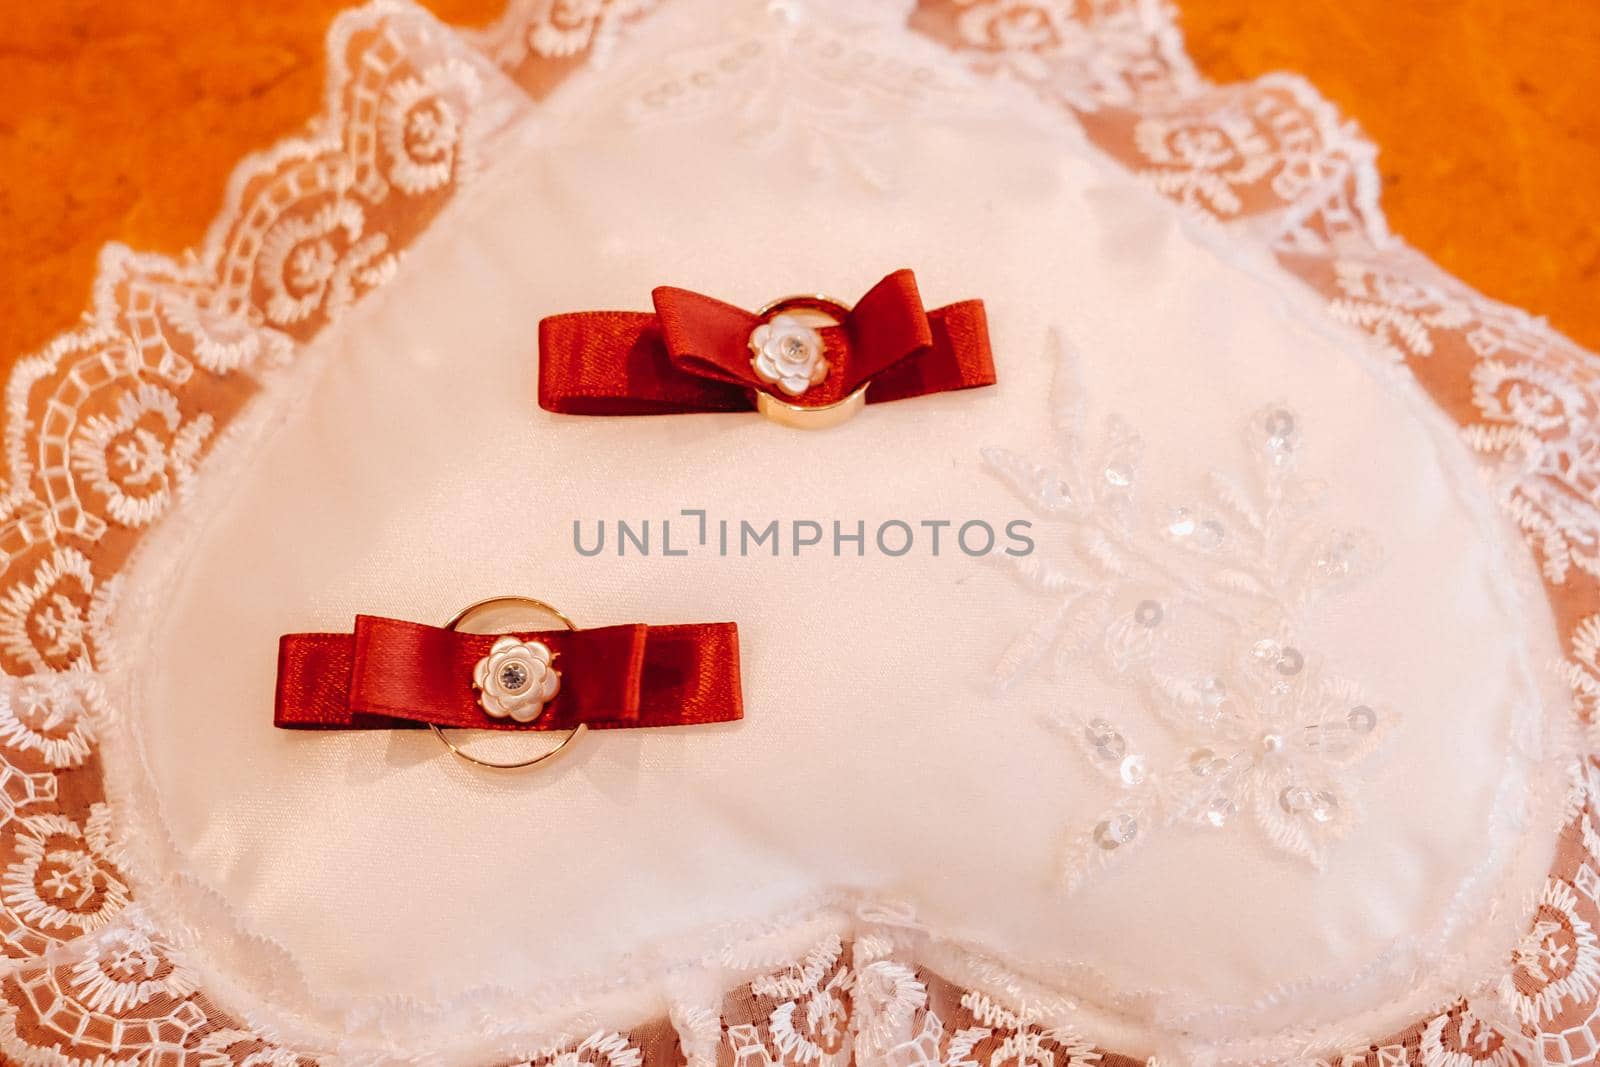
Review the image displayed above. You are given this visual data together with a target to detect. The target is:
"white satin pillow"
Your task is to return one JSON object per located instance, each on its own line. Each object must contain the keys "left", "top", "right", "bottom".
{"left": 96, "top": 2, "right": 1575, "bottom": 1061}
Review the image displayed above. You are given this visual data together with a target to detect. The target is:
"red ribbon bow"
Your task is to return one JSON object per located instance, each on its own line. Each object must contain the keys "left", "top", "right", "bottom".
{"left": 275, "top": 616, "right": 742, "bottom": 731}
{"left": 537, "top": 269, "right": 995, "bottom": 416}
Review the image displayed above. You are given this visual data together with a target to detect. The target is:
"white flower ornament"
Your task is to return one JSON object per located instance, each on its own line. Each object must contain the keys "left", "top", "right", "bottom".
{"left": 749, "top": 313, "right": 829, "bottom": 397}
{"left": 472, "top": 635, "right": 561, "bottom": 722}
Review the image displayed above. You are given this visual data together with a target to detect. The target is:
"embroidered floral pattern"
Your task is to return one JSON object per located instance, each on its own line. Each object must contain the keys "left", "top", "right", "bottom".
{"left": 532, "top": 0, "right": 632, "bottom": 58}
{"left": 946, "top": 990, "right": 1099, "bottom": 1067}
{"left": 615, "top": 10, "right": 985, "bottom": 191}
{"left": 378, "top": 58, "right": 479, "bottom": 197}
{"left": 952, "top": 0, "right": 1090, "bottom": 80}
{"left": 1417, "top": 1005, "right": 1521, "bottom": 1067}
{"left": 945, "top": 0, "right": 1600, "bottom": 1026}
{"left": 0, "top": 805, "right": 127, "bottom": 959}
{"left": 0, "top": 912, "right": 267, "bottom": 1064}
{"left": 193, "top": 1029, "right": 318, "bottom": 1067}
{"left": 1309, "top": 252, "right": 1600, "bottom": 608}
{"left": 258, "top": 200, "right": 393, "bottom": 328}
{"left": 1562, "top": 614, "right": 1600, "bottom": 749}
{"left": 722, "top": 936, "right": 855, "bottom": 1067}
{"left": 1133, "top": 109, "right": 1275, "bottom": 215}
{"left": 1329, "top": 259, "right": 1476, "bottom": 362}
{"left": 0, "top": 547, "right": 103, "bottom": 674}
{"left": 983, "top": 335, "right": 1388, "bottom": 884}
{"left": 852, "top": 958, "right": 931, "bottom": 1063}
{"left": 145, "top": 281, "right": 293, "bottom": 377}
{"left": 68, "top": 383, "right": 213, "bottom": 530}
{"left": 520, "top": 1030, "right": 646, "bottom": 1067}
{"left": 926, "top": 0, "right": 1196, "bottom": 109}
{"left": 1505, "top": 878, "right": 1600, "bottom": 1026}
{"left": 1123, "top": 78, "right": 1360, "bottom": 219}
{"left": 815, "top": 943, "right": 1113, "bottom": 1067}
{"left": 482, "top": 0, "right": 659, "bottom": 89}
{"left": 0, "top": 673, "right": 99, "bottom": 771}
{"left": 752, "top": 936, "right": 854, "bottom": 1064}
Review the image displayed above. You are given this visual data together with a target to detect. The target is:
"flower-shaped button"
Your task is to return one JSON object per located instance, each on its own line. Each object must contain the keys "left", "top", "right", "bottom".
{"left": 472, "top": 635, "right": 561, "bottom": 722}
{"left": 749, "top": 314, "right": 828, "bottom": 397}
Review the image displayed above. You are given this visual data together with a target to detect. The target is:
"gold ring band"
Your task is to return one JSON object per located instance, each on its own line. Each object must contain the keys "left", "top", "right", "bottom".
{"left": 753, "top": 293, "right": 868, "bottom": 429}
{"left": 429, "top": 595, "right": 588, "bottom": 770}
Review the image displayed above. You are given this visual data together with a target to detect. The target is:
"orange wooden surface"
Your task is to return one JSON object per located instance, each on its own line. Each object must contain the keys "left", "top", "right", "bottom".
{"left": 2, "top": 2, "right": 1598, "bottom": 367}
{"left": 1179, "top": 1, "right": 1600, "bottom": 353}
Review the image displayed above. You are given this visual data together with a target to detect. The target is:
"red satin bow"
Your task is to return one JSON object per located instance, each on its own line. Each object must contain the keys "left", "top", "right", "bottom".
{"left": 275, "top": 616, "right": 743, "bottom": 731}
{"left": 537, "top": 269, "right": 995, "bottom": 415}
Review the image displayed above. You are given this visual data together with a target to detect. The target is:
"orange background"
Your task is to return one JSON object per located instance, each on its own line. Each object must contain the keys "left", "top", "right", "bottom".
{"left": 3, "top": 1, "right": 1598, "bottom": 366}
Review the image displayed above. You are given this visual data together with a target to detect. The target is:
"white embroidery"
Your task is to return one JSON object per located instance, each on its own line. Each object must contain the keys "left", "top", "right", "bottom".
{"left": 984, "top": 334, "right": 1389, "bottom": 888}
{"left": 0, "top": 673, "right": 99, "bottom": 769}
{"left": 67, "top": 919, "right": 198, "bottom": 1015}
{"left": 1466, "top": 353, "right": 1600, "bottom": 587}
{"left": 751, "top": 936, "right": 853, "bottom": 1066}
{"left": 1133, "top": 110, "right": 1275, "bottom": 216}
{"left": 520, "top": 1031, "right": 644, "bottom": 1067}
{"left": 946, "top": 0, "right": 1195, "bottom": 110}
{"left": 1329, "top": 260, "right": 1475, "bottom": 362}
{"left": 379, "top": 58, "right": 480, "bottom": 196}
{"left": 954, "top": 0, "right": 1091, "bottom": 80}
{"left": 0, "top": 547, "right": 100, "bottom": 673}
{"left": 68, "top": 384, "right": 213, "bottom": 530}
{"left": 1418, "top": 1005, "right": 1519, "bottom": 1067}
{"left": 191, "top": 1028, "right": 308, "bottom": 1066}
{"left": 853, "top": 959, "right": 927, "bottom": 1060}
{"left": 530, "top": 0, "right": 642, "bottom": 58}
{"left": 948, "top": 990, "right": 1099, "bottom": 1067}
{"left": 257, "top": 200, "right": 392, "bottom": 327}
{"left": 153, "top": 284, "right": 292, "bottom": 376}
{"left": 1320, "top": 255, "right": 1600, "bottom": 595}
{"left": 482, "top": 0, "right": 657, "bottom": 72}
{"left": 1130, "top": 82, "right": 1359, "bottom": 219}
{"left": 1, "top": 806, "right": 128, "bottom": 937}
{"left": 615, "top": 9, "right": 993, "bottom": 190}
{"left": 1562, "top": 615, "right": 1600, "bottom": 754}
{"left": 1505, "top": 878, "right": 1600, "bottom": 1026}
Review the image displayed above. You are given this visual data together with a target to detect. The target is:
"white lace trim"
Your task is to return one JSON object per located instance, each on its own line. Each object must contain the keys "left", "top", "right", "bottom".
{"left": 0, "top": 0, "right": 1593, "bottom": 1064}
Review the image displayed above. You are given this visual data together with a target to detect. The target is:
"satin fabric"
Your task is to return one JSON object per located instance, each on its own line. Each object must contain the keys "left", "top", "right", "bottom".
{"left": 275, "top": 616, "right": 743, "bottom": 730}
{"left": 120, "top": 6, "right": 1574, "bottom": 1050}
{"left": 537, "top": 269, "right": 996, "bottom": 414}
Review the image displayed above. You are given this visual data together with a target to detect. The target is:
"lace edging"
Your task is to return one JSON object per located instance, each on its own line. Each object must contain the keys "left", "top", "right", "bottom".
{"left": 1, "top": 0, "right": 1598, "bottom": 1064}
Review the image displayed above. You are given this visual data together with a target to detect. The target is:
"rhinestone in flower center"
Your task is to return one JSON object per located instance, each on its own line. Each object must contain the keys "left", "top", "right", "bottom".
{"left": 472, "top": 636, "right": 561, "bottom": 722}
{"left": 498, "top": 662, "right": 530, "bottom": 693}
{"left": 748, "top": 313, "right": 829, "bottom": 397}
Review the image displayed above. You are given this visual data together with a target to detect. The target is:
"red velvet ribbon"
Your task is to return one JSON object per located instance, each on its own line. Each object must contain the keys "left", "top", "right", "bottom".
{"left": 538, "top": 269, "right": 995, "bottom": 415}
{"left": 275, "top": 616, "right": 743, "bottom": 731}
